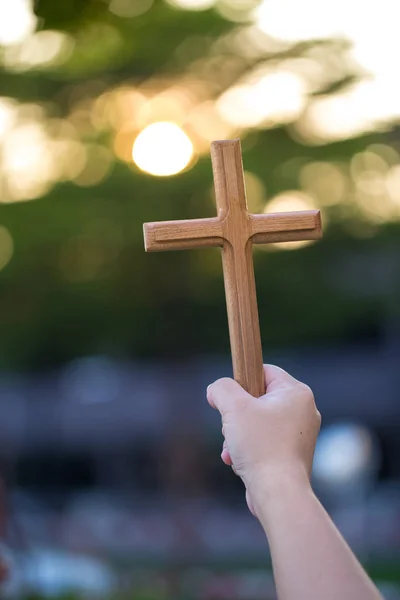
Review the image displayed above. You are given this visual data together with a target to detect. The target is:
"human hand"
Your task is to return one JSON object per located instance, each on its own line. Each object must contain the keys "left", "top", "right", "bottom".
{"left": 207, "top": 364, "right": 321, "bottom": 516}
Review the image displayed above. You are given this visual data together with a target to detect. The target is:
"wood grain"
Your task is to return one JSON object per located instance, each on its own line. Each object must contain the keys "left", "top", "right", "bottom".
{"left": 144, "top": 218, "right": 223, "bottom": 252}
{"left": 143, "top": 139, "right": 323, "bottom": 397}
{"left": 210, "top": 140, "right": 265, "bottom": 397}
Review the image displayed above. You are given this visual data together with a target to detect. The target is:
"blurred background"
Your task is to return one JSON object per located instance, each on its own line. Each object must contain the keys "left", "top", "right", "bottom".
{"left": 0, "top": 0, "right": 399, "bottom": 597}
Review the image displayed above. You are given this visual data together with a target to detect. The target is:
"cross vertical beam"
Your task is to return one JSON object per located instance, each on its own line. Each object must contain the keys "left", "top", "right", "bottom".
{"left": 211, "top": 141, "right": 265, "bottom": 397}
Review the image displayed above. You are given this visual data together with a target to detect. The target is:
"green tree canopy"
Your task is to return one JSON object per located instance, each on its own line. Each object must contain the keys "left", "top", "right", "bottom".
{"left": 0, "top": 0, "right": 399, "bottom": 370}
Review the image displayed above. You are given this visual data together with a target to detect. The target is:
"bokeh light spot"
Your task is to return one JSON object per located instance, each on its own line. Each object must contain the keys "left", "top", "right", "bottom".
{"left": 4, "top": 30, "right": 74, "bottom": 70}
{"left": 73, "top": 145, "right": 113, "bottom": 188}
{"left": 265, "top": 190, "right": 316, "bottom": 214}
{"left": 166, "top": 0, "right": 216, "bottom": 10}
{"left": 367, "top": 144, "right": 399, "bottom": 166}
{"left": 0, "top": 0, "right": 37, "bottom": 46}
{"left": 217, "top": 70, "right": 306, "bottom": 128}
{"left": 217, "top": 0, "right": 260, "bottom": 23}
{"left": 264, "top": 191, "right": 317, "bottom": 250}
{"left": 300, "top": 162, "right": 348, "bottom": 206}
{"left": 57, "top": 141, "right": 88, "bottom": 182}
{"left": 132, "top": 122, "right": 194, "bottom": 176}
{"left": 313, "top": 424, "right": 379, "bottom": 488}
{"left": 0, "top": 98, "right": 17, "bottom": 140}
{"left": 244, "top": 171, "right": 266, "bottom": 212}
{"left": 255, "top": 0, "right": 341, "bottom": 42}
{"left": 386, "top": 166, "right": 400, "bottom": 206}
{"left": 188, "top": 101, "right": 234, "bottom": 149}
{"left": 2, "top": 122, "right": 56, "bottom": 201}
{"left": 109, "top": 0, "right": 154, "bottom": 17}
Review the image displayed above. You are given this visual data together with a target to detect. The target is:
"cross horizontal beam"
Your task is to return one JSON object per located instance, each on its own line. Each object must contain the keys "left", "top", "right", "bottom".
{"left": 144, "top": 217, "right": 223, "bottom": 252}
{"left": 144, "top": 210, "right": 321, "bottom": 252}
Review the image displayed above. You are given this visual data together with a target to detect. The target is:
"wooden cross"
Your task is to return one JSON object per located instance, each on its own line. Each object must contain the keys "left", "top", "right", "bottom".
{"left": 143, "top": 139, "right": 322, "bottom": 398}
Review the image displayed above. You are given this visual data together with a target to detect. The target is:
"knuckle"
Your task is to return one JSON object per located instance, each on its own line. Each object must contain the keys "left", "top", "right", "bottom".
{"left": 209, "top": 377, "right": 229, "bottom": 395}
{"left": 216, "top": 377, "right": 233, "bottom": 387}
{"left": 297, "top": 382, "right": 314, "bottom": 402}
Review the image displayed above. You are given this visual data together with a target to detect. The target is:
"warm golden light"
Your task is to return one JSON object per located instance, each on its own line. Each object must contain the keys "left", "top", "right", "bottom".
{"left": 2, "top": 122, "right": 55, "bottom": 201}
{"left": 0, "top": 0, "right": 37, "bottom": 46}
{"left": 0, "top": 98, "right": 16, "bottom": 140}
{"left": 264, "top": 191, "right": 318, "bottom": 250}
{"left": 350, "top": 153, "right": 400, "bottom": 224}
{"left": 217, "top": 0, "right": 260, "bottom": 23}
{"left": 132, "top": 122, "right": 194, "bottom": 176}
{"left": 300, "top": 162, "right": 348, "bottom": 206}
{"left": 4, "top": 30, "right": 74, "bottom": 70}
{"left": 255, "top": 0, "right": 340, "bottom": 42}
{"left": 188, "top": 101, "right": 234, "bottom": 147}
{"left": 354, "top": 190, "right": 396, "bottom": 224}
{"left": 254, "top": 0, "right": 400, "bottom": 141}
{"left": 386, "top": 166, "right": 400, "bottom": 209}
{"left": 244, "top": 171, "right": 266, "bottom": 212}
{"left": 265, "top": 191, "right": 317, "bottom": 214}
{"left": 350, "top": 151, "right": 389, "bottom": 180}
{"left": 0, "top": 98, "right": 103, "bottom": 202}
{"left": 217, "top": 69, "right": 306, "bottom": 128}
{"left": 74, "top": 145, "right": 113, "bottom": 187}
{"left": 295, "top": 91, "right": 366, "bottom": 144}
{"left": 56, "top": 140, "right": 88, "bottom": 181}
{"left": 166, "top": 0, "right": 215, "bottom": 10}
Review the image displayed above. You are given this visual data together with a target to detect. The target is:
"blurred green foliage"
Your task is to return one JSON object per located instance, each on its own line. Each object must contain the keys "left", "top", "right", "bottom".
{"left": 0, "top": 0, "right": 399, "bottom": 372}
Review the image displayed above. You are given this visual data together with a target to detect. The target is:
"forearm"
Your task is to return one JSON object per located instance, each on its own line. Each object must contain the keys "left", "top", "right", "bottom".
{"left": 251, "top": 468, "right": 382, "bottom": 600}
{"left": 207, "top": 367, "right": 382, "bottom": 600}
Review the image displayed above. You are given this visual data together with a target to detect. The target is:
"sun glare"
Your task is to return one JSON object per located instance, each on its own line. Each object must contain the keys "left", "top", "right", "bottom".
{"left": 132, "top": 122, "right": 194, "bottom": 176}
{"left": 0, "top": 0, "right": 37, "bottom": 46}
{"left": 255, "top": 0, "right": 342, "bottom": 42}
{"left": 254, "top": 0, "right": 400, "bottom": 141}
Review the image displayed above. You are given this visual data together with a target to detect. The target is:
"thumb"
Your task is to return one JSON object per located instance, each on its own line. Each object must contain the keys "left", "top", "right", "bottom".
{"left": 207, "top": 377, "right": 252, "bottom": 416}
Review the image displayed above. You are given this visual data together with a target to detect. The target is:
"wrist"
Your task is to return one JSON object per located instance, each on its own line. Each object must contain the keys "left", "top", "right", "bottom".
{"left": 247, "top": 464, "right": 313, "bottom": 526}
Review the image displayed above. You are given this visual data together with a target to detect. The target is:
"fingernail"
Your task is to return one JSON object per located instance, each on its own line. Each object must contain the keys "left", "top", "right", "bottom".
{"left": 206, "top": 384, "right": 211, "bottom": 394}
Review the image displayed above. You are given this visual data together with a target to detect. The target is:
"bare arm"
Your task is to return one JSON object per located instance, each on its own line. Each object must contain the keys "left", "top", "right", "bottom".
{"left": 207, "top": 365, "right": 382, "bottom": 600}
